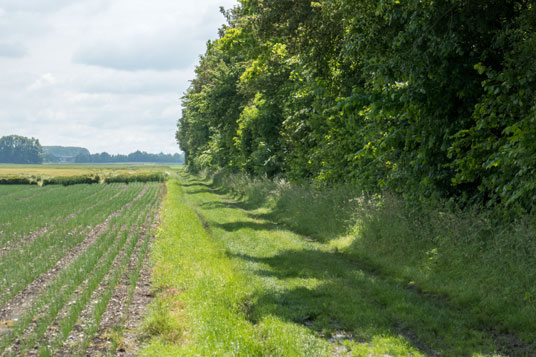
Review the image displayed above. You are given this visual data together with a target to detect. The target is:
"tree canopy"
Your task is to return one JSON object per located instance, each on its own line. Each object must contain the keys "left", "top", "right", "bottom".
{"left": 0, "top": 135, "right": 43, "bottom": 164}
{"left": 177, "top": 0, "right": 536, "bottom": 212}
{"left": 74, "top": 150, "right": 184, "bottom": 164}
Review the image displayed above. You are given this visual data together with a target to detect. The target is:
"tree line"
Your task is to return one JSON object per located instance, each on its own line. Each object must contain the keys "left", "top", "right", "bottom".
{"left": 74, "top": 151, "right": 183, "bottom": 164}
{"left": 177, "top": 0, "right": 535, "bottom": 211}
{"left": 0, "top": 135, "right": 43, "bottom": 164}
{"left": 0, "top": 135, "right": 184, "bottom": 165}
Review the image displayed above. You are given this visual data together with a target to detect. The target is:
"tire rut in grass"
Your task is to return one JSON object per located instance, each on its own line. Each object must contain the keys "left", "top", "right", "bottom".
{"left": 216, "top": 188, "right": 535, "bottom": 356}
{"left": 188, "top": 185, "right": 533, "bottom": 356}
{"left": 332, "top": 252, "right": 536, "bottom": 355}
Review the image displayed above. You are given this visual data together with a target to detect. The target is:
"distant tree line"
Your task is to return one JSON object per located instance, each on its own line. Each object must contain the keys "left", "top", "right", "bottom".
{"left": 0, "top": 135, "right": 43, "bottom": 164}
{"left": 44, "top": 146, "right": 90, "bottom": 163}
{"left": 0, "top": 136, "right": 183, "bottom": 164}
{"left": 178, "top": 0, "right": 536, "bottom": 211}
{"left": 74, "top": 150, "right": 184, "bottom": 164}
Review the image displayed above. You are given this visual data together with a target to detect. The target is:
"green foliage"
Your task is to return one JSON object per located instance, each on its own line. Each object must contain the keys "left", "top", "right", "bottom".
{"left": 41, "top": 175, "right": 100, "bottom": 186}
{"left": 104, "top": 172, "right": 166, "bottom": 184}
{"left": 177, "top": 0, "right": 536, "bottom": 212}
{"left": 0, "top": 135, "right": 43, "bottom": 164}
{"left": 74, "top": 150, "right": 183, "bottom": 164}
{"left": 43, "top": 146, "right": 90, "bottom": 163}
{"left": 0, "top": 177, "right": 36, "bottom": 185}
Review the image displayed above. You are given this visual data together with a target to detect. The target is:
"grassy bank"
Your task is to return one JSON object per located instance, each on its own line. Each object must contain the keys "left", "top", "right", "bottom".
{"left": 142, "top": 168, "right": 535, "bottom": 355}
{"left": 210, "top": 170, "right": 536, "bottom": 346}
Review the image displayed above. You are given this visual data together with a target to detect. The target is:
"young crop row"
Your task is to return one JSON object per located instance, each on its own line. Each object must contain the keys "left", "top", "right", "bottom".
{"left": 0, "top": 184, "right": 146, "bottom": 306}
{"left": 0, "top": 184, "right": 114, "bottom": 250}
{"left": 0, "top": 183, "right": 163, "bottom": 355}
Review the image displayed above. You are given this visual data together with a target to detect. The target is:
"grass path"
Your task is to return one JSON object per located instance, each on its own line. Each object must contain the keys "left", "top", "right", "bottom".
{"left": 141, "top": 170, "right": 515, "bottom": 356}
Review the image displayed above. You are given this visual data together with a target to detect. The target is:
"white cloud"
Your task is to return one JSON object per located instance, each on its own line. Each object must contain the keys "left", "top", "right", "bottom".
{"left": 0, "top": 42, "right": 26, "bottom": 57}
{"left": 72, "top": 0, "right": 224, "bottom": 72}
{"left": 0, "top": 0, "right": 77, "bottom": 13}
{"left": 0, "top": 0, "right": 238, "bottom": 154}
{"left": 27, "top": 73, "right": 57, "bottom": 91}
{"left": 73, "top": 33, "right": 199, "bottom": 72}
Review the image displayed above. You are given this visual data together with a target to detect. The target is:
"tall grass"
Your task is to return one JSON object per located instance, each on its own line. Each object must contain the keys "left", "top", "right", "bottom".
{"left": 211, "top": 170, "right": 361, "bottom": 241}
{"left": 207, "top": 169, "right": 536, "bottom": 343}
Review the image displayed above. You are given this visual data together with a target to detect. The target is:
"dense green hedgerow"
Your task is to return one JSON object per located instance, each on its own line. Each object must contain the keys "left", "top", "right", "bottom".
{"left": 0, "top": 177, "right": 36, "bottom": 185}
{"left": 177, "top": 1, "right": 536, "bottom": 213}
{"left": 104, "top": 173, "right": 166, "bottom": 184}
{"left": 0, "top": 171, "right": 167, "bottom": 186}
{"left": 41, "top": 175, "right": 100, "bottom": 186}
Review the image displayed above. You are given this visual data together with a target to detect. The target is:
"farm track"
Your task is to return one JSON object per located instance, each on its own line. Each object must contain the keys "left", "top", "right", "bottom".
{"left": 158, "top": 172, "right": 535, "bottom": 356}
{"left": 0, "top": 182, "right": 163, "bottom": 356}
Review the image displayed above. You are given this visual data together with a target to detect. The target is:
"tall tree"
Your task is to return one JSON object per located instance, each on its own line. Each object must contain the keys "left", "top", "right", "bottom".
{"left": 177, "top": 0, "right": 536, "bottom": 211}
{"left": 0, "top": 135, "right": 43, "bottom": 164}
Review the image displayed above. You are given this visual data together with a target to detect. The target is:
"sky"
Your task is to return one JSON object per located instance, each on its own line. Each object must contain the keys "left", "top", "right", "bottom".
{"left": 0, "top": 0, "right": 237, "bottom": 154}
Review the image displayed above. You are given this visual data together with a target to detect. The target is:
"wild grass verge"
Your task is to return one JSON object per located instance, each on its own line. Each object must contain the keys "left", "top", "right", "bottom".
{"left": 206, "top": 169, "right": 536, "bottom": 345}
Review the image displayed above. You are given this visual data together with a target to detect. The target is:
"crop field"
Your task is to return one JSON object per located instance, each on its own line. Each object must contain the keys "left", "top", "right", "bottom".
{"left": 0, "top": 181, "right": 165, "bottom": 355}
{"left": 0, "top": 164, "right": 175, "bottom": 185}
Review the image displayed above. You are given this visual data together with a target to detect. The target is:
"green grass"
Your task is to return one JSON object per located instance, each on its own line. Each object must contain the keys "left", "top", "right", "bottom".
{"left": 141, "top": 168, "right": 532, "bottom": 356}
{"left": 210, "top": 170, "right": 536, "bottom": 346}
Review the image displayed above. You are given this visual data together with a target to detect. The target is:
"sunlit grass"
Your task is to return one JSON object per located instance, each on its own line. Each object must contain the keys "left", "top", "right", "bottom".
{"left": 140, "top": 168, "right": 529, "bottom": 355}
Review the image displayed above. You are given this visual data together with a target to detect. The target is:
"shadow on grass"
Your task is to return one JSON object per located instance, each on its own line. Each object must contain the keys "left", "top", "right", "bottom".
{"left": 182, "top": 177, "right": 354, "bottom": 242}
{"left": 228, "top": 249, "right": 499, "bottom": 356}
{"left": 213, "top": 221, "right": 282, "bottom": 233}
{"left": 182, "top": 189, "right": 215, "bottom": 195}
{"left": 180, "top": 172, "right": 534, "bottom": 356}
{"left": 251, "top": 210, "right": 351, "bottom": 242}
{"left": 199, "top": 200, "right": 245, "bottom": 211}
{"left": 180, "top": 182, "right": 213, "bottom": 188}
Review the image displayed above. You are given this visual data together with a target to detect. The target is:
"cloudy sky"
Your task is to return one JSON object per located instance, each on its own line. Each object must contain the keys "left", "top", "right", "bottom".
{"left": 0, "top": 0, "right": 236, "bottom": 154}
